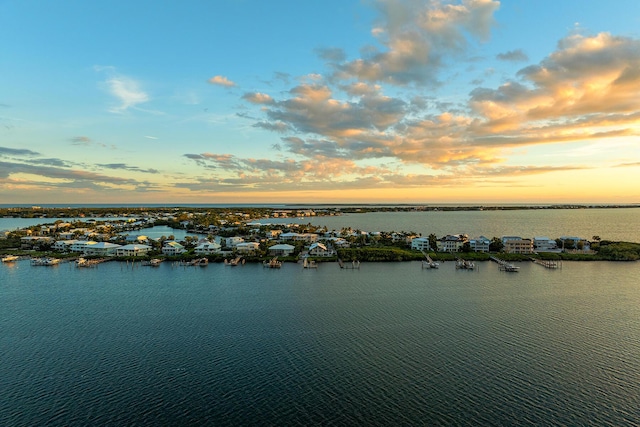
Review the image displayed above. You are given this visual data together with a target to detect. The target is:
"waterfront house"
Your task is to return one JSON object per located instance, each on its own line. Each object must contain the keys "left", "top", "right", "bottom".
{"left": 84, "top": 241, "right": 121, "bottom": 256}
{"left": 52, "top": 239, "right": 78, "bottom": 252}
{"left": 116, "top": 244, "right": 152, "bottom": 257}
{"left": 503, "top": 237, "right": 534, "bottom": 254}
{"left": 162, "top": 241, "right": 186, "bottom": 256}
{"left": 411, "top": 237, "right": 431, "bottom": 251}
{"left": 469, "top": 236, "right": 491, "bottom": 253}
{"left": 225, "top": 236, "right": 245, "bottom": 248}
{"left": 268, "top": 244, "right": 295, "bottom": 257}
{"left": 235, "top": 242, "right": 260, "bottom": 254}
{"left": 308, "top": 242, "right": 334, "bottom": 257}
{"left": 533, "top": 237, "right": 558, "bottom": 252}
{"left": 194, "top": 240, "right": 222, "bottom": 255}
{"left": 279, "top": 232, "right": 318, "bottom": 243}
{"left": 436, "top": 234, "right": 468, "bottom": 252}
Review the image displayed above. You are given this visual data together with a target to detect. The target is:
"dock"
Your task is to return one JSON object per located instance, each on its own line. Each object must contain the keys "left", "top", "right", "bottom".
{"left": 531, "top": 258, "right": 561, "bottom": 269}
{"left": 490, "top": 256, "right": 519, "bottom": 272}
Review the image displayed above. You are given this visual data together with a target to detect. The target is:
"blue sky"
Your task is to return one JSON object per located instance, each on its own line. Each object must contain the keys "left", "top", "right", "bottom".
{"left": 1, "top": 0, "right": 640, "bottom": 204}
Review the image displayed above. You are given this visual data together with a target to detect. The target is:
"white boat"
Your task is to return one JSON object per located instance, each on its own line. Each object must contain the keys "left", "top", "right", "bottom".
{"left": 1, "top": 255, "right": 19, "bottom": 262}
{"left": 31, "top": 257, "right": 61, "bottom": 266}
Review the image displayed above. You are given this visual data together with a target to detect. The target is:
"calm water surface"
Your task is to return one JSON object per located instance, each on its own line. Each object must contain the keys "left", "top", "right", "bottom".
{"left": 1, "top": 259, "right": 639, "bottom": 426}
{"left": 262, "top": 208, "right": 640, "bottom": 242}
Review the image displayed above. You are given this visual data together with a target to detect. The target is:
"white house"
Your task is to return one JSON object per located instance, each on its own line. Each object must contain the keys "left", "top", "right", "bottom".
{"left": 411, "top": 237, "right": 431, "bottom": 251}
{"left": 84, "top": 241, "right": 121, "bottom": 256}
{"left": 225, "top": 236, "right": 245, "bottom": 248}
{"left": 533, "top": 237, "right": 558, "bottom": 252}
{"left": 235, "top": 242, "right": 260, "bottom": 254}
{"left": 469, "top": 236, "right": 491, "bottom": 253}
{"left": 308, "top": 242, "right": 334, "bottom": 257}
{"left": 436, "top": 234, "right": 468, "bottom": 252}
{"left": 162, "top": 241, "right": 186, "bottom": 256}
{"left": 194, "top": 240, "right": 222, "bottom": 255}
{"left": 52, "top": 239, "right": 78, "bottom": 252}
{"left": 116, "top": 244, "right": 152, "bottom": 257}
{"left": 268, "top": 244, "right": 295, "bottom": 256}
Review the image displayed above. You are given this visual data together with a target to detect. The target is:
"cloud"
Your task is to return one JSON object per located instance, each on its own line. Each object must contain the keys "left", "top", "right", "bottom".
{"left": 208, "top": 75, "right": 236, "bottom": 87}
{"left": 242, "top": 92, "right": 275, "bottom": 104}
{"left": 0, "top": 160, "right": 142, "bottom": 186}
{"left": 328, "top": 0, "right": 500, "bottom": 86}
{"left": 97, "top": 163, "right": 159, "bottom": 174}
{"left": 496, "top": 49, "right": 528, "bottom": 62}
{"left": 0, "top": 146, "right": 40, "bottom": 157}
{"left": 144, "top": 135, "right": 158, "bottom": 140}
{"left": 104, "top": 74, "right": 149, "bottom": 113}
{"left": 70, "top": 136, "right": 92, "bottom": 145}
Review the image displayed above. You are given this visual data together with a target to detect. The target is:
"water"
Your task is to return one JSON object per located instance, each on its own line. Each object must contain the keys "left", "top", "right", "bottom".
{"left": 259, "top": 208, "right": 640, "bottom": 242}
{"left": 1, "top": 259, "right": 639, "bottom": 425}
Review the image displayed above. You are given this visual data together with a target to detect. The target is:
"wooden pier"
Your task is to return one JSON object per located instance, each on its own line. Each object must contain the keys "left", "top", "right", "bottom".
{"left": 531, "top": 258, "right": 561, "bottom": 269}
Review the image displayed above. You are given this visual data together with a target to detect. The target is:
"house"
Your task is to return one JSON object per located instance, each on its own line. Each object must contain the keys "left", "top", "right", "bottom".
{"left": 194, "top": 240, "right": 222, "bottom": 255}
{"left": 469, "top": 236, "right": 491, "bottom": 253}
{"left": 162, "top": 241, "right": 186, "bottom": 256}
{"left": 225, "top": 236, "right": 245, "bottom": 248}
{"left": 533, "top": 237, "right": 558, "bottom": 252}
{"left": 116, "top": 244, "right": 152, "bottom": 257}
{"left": 279, "top": 232, "right": 318, "bottom": 243}
{"left": 267, "top": 230, "right": 282, "bottom": 239}
{"left": 70, "top": 240, "right": 91, "bottom": 253}
{"left": 268, "top": 244, "right": 295, "bottom": 256}
{"left": 52, "top": 239, "right": 78, "bottom": 252}
{"left": 235, "top": 242, "right": 260, "bottom": 254}
{"left": 503, "top": 237, "right": 534, "bottom": 254}
{"left": 436, "top": 234, "right": 468, "bottom": 252}
{"left": 411, "top": 237, "right": 431, "bottom": 251}
{"left": 84, "top": 241, "right": 121, "bottom": 256}
{"left": 308, "top": 242, "right": 334, "bottom": 257}
{"left": 125, "top": 235, "right": 149, "bottom": 244}
{"left": 20, "top": 236, "right": 53, "bottom": 248}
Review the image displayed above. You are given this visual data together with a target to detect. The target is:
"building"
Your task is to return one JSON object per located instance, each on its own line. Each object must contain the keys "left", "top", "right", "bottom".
{"left": 268, "top": 244, "right": 295, "bottom": 257}
{"left": 52, "top": 239, "right": 78, "bottom": 252}
{"left": 533, "top": 237, "right": 558, "bottom": 252}
{"left": 225, "top": 236, "right": 245, "bottom": 248}
{"left": 116, "top": 244, "right": 152, "bottom": 257}
{"left": 235, "top": 242, "right": 260, "bottom": 254}
{"left": 469, "top": 236, "right": 491, "bottom": 253}
{"left": 162, "top": 241, "right": 186, "bottom": 256}
{"left": 84, "top": 241, "right": 121, "bottom": 256}
{"left": 308, "top": 242, "right": 334, "bottom": 257}
{"left": 436, "top": 234, "right": 468, "bottom": 252}
{"left": 503, "top": 237, "right": 534, "bottom": 254}
{"left": 194, "top": 240, "right": 222, "bottom": 255}
{"left": 411, "top": 237, "right": 431, "bottom": 251}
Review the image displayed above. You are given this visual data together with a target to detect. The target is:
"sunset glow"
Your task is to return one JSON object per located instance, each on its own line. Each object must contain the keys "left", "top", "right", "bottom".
{"left": 1, "top": 0, "right": 639, "bottom": 204}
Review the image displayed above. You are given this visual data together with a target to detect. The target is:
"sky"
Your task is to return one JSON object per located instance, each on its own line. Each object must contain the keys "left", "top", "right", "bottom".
{"left": 1, "top": 0, "right": 640, "bottom": 205}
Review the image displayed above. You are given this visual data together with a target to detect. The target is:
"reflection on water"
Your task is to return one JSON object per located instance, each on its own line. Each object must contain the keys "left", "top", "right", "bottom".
{"left": 1, "top": 260, "right": 638, "bottom": 425}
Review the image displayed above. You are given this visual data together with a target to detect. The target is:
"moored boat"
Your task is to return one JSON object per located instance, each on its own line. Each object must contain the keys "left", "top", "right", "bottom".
{"left": 2, "top": 255, "right": 19, "bottom": 263}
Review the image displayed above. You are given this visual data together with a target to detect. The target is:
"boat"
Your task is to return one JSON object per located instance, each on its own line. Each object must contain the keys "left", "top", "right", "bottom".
{"left": 455, "top": 258, "right": 476, "bottom": 270}
{"left": 500, "top": 263, "right": 520, "bottom": 272}
{"left": 225, "top": 256, "right": 244, "bottom": 266}
{"left": 1, "top": 255, "right": 19, "bottom": 263}
{"left": 263, "top": 256, "right": 282, "bottom": 268}
{"left": 421, "top": 252, "right": 439, "bottom": 269}
{"left": 150, "top": 258, "right": 162, "bottom": 266}
{"left": 31, "top": 257, "right": 61, "bottom": 266}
